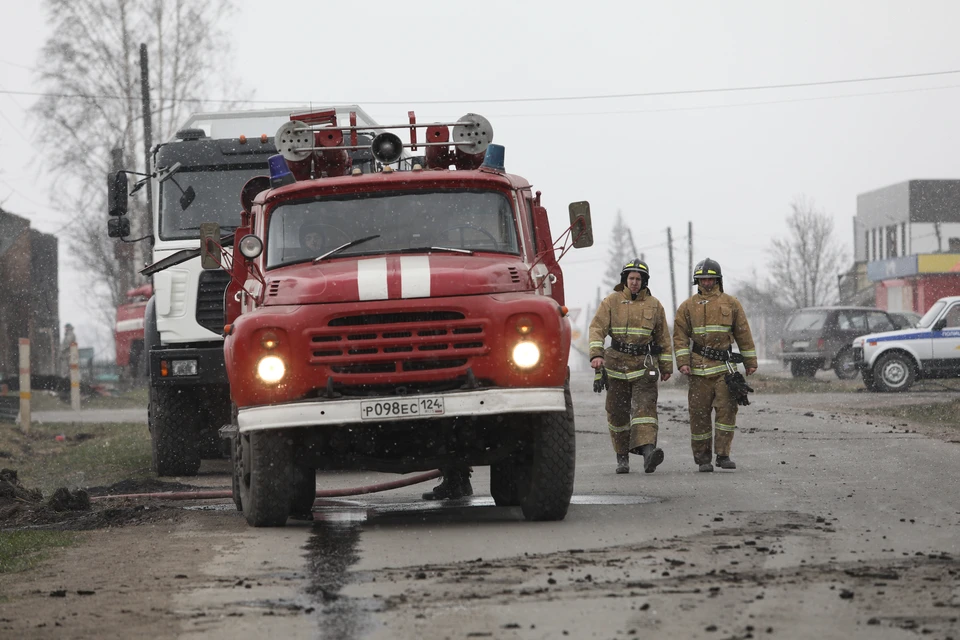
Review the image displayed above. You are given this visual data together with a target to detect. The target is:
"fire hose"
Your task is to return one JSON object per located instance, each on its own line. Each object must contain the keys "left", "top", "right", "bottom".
{"left": 88, "top": 469, "right": 442, "bottom": 503}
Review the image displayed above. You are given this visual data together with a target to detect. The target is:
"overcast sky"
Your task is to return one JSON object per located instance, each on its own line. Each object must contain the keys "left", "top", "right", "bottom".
{"left": 3, "top": 0, "right": 960, "bottom": 355}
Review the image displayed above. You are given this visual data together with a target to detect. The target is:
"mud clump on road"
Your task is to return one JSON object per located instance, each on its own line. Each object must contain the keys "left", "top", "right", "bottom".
{"left": 0, "top": 468, "right": 181, "bottom": 531}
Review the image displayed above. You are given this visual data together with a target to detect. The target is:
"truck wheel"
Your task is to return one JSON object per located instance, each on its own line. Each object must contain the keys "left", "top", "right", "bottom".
{"left": 833, "top": 349, "right": 860, "bottom": 380}
{"left": 790, "top": 361, "right": 818, "bottom": 378}
{"left": 199, "top": 386, "right": 231, "bottom": 459}
{"left": 290, "top": 466, "right": 316, "bottom": 517}
{"left": 490, "top": 459, "right": 524, "bottom": 507}
{"left": 873, "top": 352, "right": 916, "bottom": 392}
{"left": 239, "top": 431, "right": 294, "bottom": 527}
{"left": 517, "top": 384, "right": 576, "bottom": 522}
{"left": 149, "top": 387, "right": 201, "bottom": 477}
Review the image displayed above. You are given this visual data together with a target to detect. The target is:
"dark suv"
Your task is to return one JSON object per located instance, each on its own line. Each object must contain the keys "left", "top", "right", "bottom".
{"left": 780, "top": 307, "right": 905, "bottom": 378}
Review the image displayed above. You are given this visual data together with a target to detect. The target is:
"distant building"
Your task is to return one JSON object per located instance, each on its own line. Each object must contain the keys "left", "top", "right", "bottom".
{"left": 852, "top": 180, "right": 960, "bottom": 313}
{"left": 0, "top": 207, "right": 60, "bottom": 378}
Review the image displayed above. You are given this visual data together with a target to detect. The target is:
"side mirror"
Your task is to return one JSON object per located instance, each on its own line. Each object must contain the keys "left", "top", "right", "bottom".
{"left": 199, "top": 222, "right": 222, "bottom": 270}
{"left": 933, "top": 317, "right": 947, "bottom": 331}
{"left": 180, "top": 186, "right": 196, "bottom": 210}
{"left": 108, "top": 217, "right": 131, "bottom": 238}
{"left": 107, "top": 171, "right": 128, "bottom": 217}
{"left": 568, "top": 201, "right": 593, "bottom": 248}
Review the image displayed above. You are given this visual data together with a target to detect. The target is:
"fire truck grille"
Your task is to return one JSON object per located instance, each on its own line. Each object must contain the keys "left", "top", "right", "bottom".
{"left": 195, "top": 270, "right": 231, "bottom": 334}
{"left": 310, "top": 311, "right": 489, "bottom": 374}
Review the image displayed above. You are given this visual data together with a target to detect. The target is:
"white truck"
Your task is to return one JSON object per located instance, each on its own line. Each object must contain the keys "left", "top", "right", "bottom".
{"left": 107, "top": 106, "right": 383, "bottom": 475}
{"left": 853, "top": 295, "right": 960, "bottom": 392}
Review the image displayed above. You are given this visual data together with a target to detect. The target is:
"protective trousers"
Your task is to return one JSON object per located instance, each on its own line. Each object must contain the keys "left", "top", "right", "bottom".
{"left": 687, "top": 374, "right": 737, "bottom": 464}
{"left": 606, "top": 373, "right": 659, "bottom": 455}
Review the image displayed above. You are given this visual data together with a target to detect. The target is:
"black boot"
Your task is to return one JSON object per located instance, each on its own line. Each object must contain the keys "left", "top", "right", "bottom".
{"left": 699, "top": 462, "right": 714, "bottom": 472}
{"left": 616, "top": 454, "right": 630, "bottom": 474}
{"left": 640, "top": 445, "right": 665, "bottom": 474}
{"left": 716, "top": 455, "right": 737, "bottom": 470}
{"left": 422, "top": 467, "right": 472, "bottom": 500}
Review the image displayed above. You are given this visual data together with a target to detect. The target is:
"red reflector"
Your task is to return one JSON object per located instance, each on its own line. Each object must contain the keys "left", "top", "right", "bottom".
{"left": 817, "top": 338, "right": 825, "bottom": 350}
{"left": 868, "top": 341, "right": 877, "bottom": 346}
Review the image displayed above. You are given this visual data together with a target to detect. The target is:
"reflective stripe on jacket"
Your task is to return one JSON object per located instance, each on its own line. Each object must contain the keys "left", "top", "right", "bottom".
{"left": 673, "top": 288, "right": 758, "bottom": 374}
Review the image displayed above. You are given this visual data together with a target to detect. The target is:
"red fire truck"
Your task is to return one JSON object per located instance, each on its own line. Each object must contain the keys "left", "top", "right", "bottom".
{"left": 207, "top": 109, "right": 593, "bottom": 526}
{"left": 114, "top": 283, "right": 152, "bottom": 378}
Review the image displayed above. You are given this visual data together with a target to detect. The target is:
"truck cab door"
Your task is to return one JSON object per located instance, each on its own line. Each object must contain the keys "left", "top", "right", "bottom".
{"left": 931, "top": 303, "right": 960, "bottom": 371}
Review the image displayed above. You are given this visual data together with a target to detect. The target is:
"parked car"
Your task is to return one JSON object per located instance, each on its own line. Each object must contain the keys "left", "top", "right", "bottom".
{"left": 888, "top": 310, "right": 923, "bottom": 329}
{"left": 780, "top": 306, "right": 900, "bottom": 379}
{"left": 854, "top": 296, "right": 960, "bottom": 392}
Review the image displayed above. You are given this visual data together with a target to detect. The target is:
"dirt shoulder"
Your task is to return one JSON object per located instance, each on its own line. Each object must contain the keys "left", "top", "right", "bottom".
{"left": 0, "top": 509, "right": 247, "bottom": 640}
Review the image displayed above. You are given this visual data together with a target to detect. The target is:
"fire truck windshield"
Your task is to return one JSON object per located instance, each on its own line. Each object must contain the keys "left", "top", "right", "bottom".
{"left": 266, "top": 190, "right": 520, "bottom": 269}
{"left": 159, "top": 167, "right": 267, "bottom": 240}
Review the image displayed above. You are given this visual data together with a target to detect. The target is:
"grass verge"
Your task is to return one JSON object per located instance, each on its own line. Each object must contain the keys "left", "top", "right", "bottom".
{"left": 0, "top": 421, "right": 152, "bottom": 496}
{"left": 862, "top": 398, "right": 960, "bottom": 431}
{"left": 742, "top": 374, "right": 864, "bottom": 395}
{"left": 0, "top": 531, "right": 80, "bottom": 574}
{"left": 28, "top": 386, "right": 149, "bottom": 411}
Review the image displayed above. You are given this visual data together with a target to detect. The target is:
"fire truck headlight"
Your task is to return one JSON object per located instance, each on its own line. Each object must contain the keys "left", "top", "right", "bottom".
{"left": 239, "top": 234, "right": 263, "bottom": 259}
{"left": 512, "top": 341, "right": 540, "bottom": 368}
{"left": 257, "top": 355, "right": 285, "bottom": 383}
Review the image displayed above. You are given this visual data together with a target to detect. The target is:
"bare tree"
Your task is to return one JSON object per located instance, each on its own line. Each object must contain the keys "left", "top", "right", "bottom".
{"left": 31, "top": 0, "right": 240, "bottom": 318}
{"left": 603, "top": 210, "right": 635, "bottom": 290}
{"left": 767, "top": 195, "right": 847, "bottom": 309}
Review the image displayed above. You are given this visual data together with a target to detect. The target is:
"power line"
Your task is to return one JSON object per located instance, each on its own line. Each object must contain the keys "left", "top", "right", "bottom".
{"left": 2, "top": 68, "right": 960, "bottom": 106}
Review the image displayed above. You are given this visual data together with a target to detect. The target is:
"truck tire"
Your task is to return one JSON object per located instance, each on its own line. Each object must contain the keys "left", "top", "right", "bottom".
{"left": 149, "top": 386, "right": 201, "bottom": 477}
{"left": 790, "top": 361, "right": 818, "bottom": 378}
{"left": 230, "top": 434, "right": 243, "bottom": 511}
{"left": 517, "top": 384, "right": 576, "bottom": 522}
{"left": 873, "top": 352, "right": 916, "bottom": 393}
{"left": 833, "top": 349, "right": 860, "bottom": 380}
{"left": 198, "top": 386, "right": 231, "bottom": 459}
{"left": 239, "top": 431, "right": 294, "bottom": 527}
{"left": 290, "top": 466, "right": 316, "bottom": 517}
{"left": 490, "top": 459, "right": 524, "bottom": 507}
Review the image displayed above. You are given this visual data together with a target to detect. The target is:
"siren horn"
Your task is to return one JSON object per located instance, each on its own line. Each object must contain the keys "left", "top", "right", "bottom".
{"left": 370, "top": 132, "right": 404, "bottom": 164}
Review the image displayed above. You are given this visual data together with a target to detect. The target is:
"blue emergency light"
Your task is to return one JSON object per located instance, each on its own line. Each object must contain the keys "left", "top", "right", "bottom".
{"left": 268, "top": 154, "right": 296, "bottom": 188}
{"left": 481, "top": 144, "right": 505, "bottom": 172}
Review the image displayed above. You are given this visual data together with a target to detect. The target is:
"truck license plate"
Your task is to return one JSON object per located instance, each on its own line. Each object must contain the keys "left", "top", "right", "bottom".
{"left": 792, "top": 341, "right": 809, "bottom": 349}
{"left": 360, "top": 397, "right": 446, "bottom": 420}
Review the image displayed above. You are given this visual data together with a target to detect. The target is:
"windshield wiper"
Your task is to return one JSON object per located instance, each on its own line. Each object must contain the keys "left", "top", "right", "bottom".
{"left": 313, "top": 234, "right": 381, "bottom": 263}
{"left": 393, "top": 246, "right": 474, "bottom": 255}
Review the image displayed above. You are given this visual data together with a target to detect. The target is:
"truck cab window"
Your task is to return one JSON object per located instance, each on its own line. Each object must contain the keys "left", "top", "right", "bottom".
{"left": 160, "top": 167, "right": 266, "bottom": 240}
{"left": 266, "top": 190, "right": 520, "bottom": 268}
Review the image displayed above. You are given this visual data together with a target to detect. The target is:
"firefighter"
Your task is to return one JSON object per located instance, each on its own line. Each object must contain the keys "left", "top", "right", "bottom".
{"left": 673, "top": 258, "right": 757, "bottom": 472}
{"left": 422, "top": 467, "right": 472, "bottom": 501}
{"left": 588, "top": 259, "right": 673, "bottom": 474}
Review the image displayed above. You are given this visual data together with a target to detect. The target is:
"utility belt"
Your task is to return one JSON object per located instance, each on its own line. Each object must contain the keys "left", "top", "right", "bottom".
{"left": 691, "top": 342, "right": 744, "bottom": 363}
{"left": 611, "top": 340, "right": 663, "bottom": 357}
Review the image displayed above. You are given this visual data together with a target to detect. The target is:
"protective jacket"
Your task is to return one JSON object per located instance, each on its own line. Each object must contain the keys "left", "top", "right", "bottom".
{"left": 673, "top": 288, "right": 757, "bottom": 375}
{"left": 589, "top": 287, "right": 673, "bottom": 376}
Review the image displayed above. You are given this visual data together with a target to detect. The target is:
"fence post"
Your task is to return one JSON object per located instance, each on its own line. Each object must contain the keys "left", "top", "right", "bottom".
{"left": 69, "top": 342, "right": 81, "bottom": 411}
{"left": 19, "top": 338, "right": 30, "bottom": 433}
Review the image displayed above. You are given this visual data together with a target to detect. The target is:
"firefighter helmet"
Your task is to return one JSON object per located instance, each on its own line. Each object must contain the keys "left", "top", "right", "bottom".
{"left": 692, "top": 257, "right": 723, "bottom": 290}
{"left": 615, "top": 258, "right": 650, "bottom": 291}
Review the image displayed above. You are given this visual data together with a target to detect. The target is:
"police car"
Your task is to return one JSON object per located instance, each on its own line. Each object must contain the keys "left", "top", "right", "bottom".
{"left": 853, "top": 296, "right": 960, "bottom": 392}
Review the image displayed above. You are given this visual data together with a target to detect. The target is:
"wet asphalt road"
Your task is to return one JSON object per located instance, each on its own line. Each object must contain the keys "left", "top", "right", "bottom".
{"left": 163, "top": 371, "right": 959, "bottom": 639}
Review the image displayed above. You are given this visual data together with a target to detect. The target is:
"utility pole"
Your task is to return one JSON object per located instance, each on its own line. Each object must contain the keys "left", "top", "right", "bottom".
{"left": 687, "top": 221, "right": 693, "bottom": 296}
{"left": 626, "top": 227, "right": 638, "bottom": 259}
{"left": 667, "top": 227, "right": 677, "bottom": 313}
{"left": 139, "top": 44, "right": 154, "bottom": 273}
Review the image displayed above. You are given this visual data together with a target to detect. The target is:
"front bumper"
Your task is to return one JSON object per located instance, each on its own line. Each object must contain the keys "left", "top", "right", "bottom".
{"left": 237, "top": 386, "right": 565, "bottom": 433}
{"left": 149, "top": 345, "right": 227, "bottom": 386}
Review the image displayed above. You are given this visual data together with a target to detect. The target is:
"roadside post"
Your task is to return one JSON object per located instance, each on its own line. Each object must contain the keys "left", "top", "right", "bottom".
{"left": 19, "top": 338, "right": 31, "bottom": 433}
{"left": 70, "top": 342, "right": 80, "bottom": 411}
